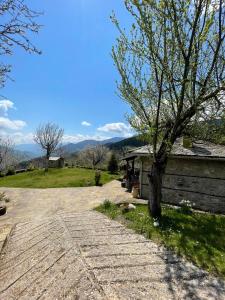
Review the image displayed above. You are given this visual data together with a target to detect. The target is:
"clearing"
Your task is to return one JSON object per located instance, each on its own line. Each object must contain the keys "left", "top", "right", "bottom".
{"left": 0, "top": 168, "right": 119, "bottom": 188}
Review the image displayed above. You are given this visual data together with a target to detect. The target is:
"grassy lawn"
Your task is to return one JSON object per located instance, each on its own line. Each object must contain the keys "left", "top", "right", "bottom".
{"left": 0, "top": 168, "right": 119, "bottom": 188}
{"left": 95, "top": 201, "right": 225, "bottom": 279}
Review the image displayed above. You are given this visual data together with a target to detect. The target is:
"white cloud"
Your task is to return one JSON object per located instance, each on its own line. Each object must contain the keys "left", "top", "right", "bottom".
{"left": 0, "top": 130, "right": 33, "bottom": 144}
{"left": 97, "top": 122, "right": 132, "bottom": 137}
{"left": 0, "top": 99, "right": 15, "bottom": 116}
{"left": 0, "top": 117, "right": 26, "bottom": 130}
{"left": 81, "top": 121, "right": 91, "bottom": 126}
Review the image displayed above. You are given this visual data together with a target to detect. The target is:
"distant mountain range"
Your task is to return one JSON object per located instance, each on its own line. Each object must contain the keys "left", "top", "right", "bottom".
{"left": 14, "top": 137, "right": 125, "bottom": 160}
{"left": 60, "top": 137, "right": 124, "bottom": 154}
{"left": 14, "top": 144, "right": 43, "bottom": 158}
{"left": 14, "top": 136, "right": 149, "bottom": 163}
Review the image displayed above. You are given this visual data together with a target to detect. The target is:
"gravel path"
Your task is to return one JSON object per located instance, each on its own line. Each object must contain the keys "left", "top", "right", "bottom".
{"left": 0, "top": 181, "right": 133, "bottom": 225}
{"left": 0, "top": 211, "right": 225, "bottom": 299}
{"left": 0, "top": 180, "right": 136, "bottom": 248}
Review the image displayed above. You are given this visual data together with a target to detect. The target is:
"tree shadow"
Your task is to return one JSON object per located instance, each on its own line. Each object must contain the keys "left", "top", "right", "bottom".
{"left": 162, "top": 249, "right": 225, "bottom": 299}
{"left": 158, "top": 210, "right": 225, "bottom": 298}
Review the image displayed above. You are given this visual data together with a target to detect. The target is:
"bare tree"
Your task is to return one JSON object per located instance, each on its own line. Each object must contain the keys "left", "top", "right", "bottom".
{"left": 34, "top": 123, "right": 64, "bottom": 171}
{"left": 0, "top": 0, "right": 41, "bottom": 86}
{"left": 80, "top": 145, "right": 108, "bottom": 169}
{"left": 112, "top": 0, "right": 225, "bottom": 219}
{"left": 0, "top": 138, "right": 14, "bottom": 172}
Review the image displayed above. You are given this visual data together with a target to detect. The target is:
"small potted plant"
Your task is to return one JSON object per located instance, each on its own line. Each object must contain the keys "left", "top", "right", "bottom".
{"left": 132, "top": 182, "right": 140, "bottom": 198}
{"left": 0, "top": 192, "right": 8, "bottom": 216}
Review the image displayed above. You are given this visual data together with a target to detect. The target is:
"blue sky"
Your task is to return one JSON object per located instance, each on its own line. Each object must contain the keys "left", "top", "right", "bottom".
{"left": 0, "top": 0, "right": 133, "bottom": 144}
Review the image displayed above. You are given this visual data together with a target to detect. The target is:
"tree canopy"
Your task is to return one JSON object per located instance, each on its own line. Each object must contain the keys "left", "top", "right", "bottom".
{"left": 112, "top": 0, "right": 225, "bottom": 218}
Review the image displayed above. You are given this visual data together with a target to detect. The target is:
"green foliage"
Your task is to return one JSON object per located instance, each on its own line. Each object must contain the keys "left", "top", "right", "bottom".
{"left": 95, "top": 201, "right": 120, "bottom": 219}
{"left": 6, "top": 168, "right": 15, "bottom": 176}
{"left": 187, "top": 117, "right": 225, "bottom": 145}
{"left": 107, "top": 153, "right": 118, "bottom": 174}
{"left": 0, "top": 168, "right": 119, "bottom": 188}
{"left": 96, "top": 203, "right": 225, "bottom": 278}
{"left": 108, "top": 135, "right": 147, "bottom": 151}
{"left": 27, "top": 163, "right": 36, "bottom": 172}
{"left": 112, "top": 0, "right": 225, "bottom": 219}
{"left": 102, "top": 199, "right": 113, "bottom": 209}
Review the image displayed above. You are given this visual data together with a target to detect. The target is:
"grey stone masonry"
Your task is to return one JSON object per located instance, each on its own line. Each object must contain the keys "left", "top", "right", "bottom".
{"left": 141, "top": 157, "right": 225, "bottom": 213}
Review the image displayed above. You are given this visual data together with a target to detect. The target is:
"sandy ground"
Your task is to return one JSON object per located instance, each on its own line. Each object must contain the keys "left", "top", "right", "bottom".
{"left": 0, "top": 180, "right": 136, "bottom": 248}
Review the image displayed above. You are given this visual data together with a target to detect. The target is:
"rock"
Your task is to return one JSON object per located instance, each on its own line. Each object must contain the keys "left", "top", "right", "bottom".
{"left": 128, "top": 203, "right": 136, "bottom": 210}
{"left": 153, "top": 220, "right": 160, "bottom": 227}
{"left": 120, "top": 203, "right": 136, "bottom": 213}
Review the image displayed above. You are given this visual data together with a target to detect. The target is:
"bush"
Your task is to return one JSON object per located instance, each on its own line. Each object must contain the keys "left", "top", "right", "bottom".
{"left": 27, "top": 163, "right": 36, "bottom": 172}
{"left": 95, "top": 170, "right": 101, "bottom": 186}
{"left": 6, "top": 168, "right": 15, "bottom": 176}
{"left": 107, "top": 153, "right": 118, "bottom": 174}
{"left": 102, "top": 199, "right": 112, "bottom": 209}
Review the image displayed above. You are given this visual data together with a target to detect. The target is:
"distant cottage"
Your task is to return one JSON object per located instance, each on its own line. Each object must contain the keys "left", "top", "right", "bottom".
{"left": 123, "top": 138, "right": 225, "bottom": 214}
{"left": 48, "top": 157, "right": 64, "bottom": 169}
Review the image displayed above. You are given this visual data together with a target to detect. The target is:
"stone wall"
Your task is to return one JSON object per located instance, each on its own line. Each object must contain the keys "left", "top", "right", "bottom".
{"left": 140, "top": 157, "right": 225, "bottom": 214}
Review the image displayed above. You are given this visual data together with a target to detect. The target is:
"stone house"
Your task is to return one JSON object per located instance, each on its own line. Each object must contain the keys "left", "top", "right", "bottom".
{"left": 124, "top": 138, "right": 225, "bottom": 214}
{"left": 49, "top": 157, "right": 65, "bottom": 168}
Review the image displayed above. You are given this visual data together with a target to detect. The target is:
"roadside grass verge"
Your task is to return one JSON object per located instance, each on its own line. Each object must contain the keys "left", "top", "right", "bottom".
{"left": 95, "top": 201, "right": 225, "bottom": 279}
{"left": 0, "top": 168, "right": 120, "bottom": 188}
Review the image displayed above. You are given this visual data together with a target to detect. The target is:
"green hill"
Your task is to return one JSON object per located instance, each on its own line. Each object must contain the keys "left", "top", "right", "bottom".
{"left": 106, "top": 136, "right": 148, "bottom": 150}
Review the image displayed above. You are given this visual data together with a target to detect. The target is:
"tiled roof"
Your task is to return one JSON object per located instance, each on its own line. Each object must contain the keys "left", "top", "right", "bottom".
{"left": 124, "top": 139, "right": 225, "bottom": 160}
{"left": 49, "top": 157, "right": 61, "bottom": 161}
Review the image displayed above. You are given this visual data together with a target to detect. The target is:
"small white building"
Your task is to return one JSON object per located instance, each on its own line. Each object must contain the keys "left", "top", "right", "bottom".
{"left": 49, "top": 157, "right": 64, "bottom": 168}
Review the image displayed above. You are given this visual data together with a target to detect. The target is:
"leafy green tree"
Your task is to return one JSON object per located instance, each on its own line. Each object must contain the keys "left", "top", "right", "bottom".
{"left": 112, "top": 0, "right": 225, "bottom": 219}
{"left": 108, "top": 153, "right": 118, "bottom": 174}
{"left": 187, "top": 115, "right": 225, "bottom": 144}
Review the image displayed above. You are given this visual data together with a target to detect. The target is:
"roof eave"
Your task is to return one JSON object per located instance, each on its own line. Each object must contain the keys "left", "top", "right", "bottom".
{"left": 122, "top": 152, "right": 225, "bottom": 161}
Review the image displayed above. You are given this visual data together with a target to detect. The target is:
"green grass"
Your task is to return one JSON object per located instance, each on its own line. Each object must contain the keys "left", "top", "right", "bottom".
{"left": 95, "top": 201, "right": 225, "bottom": 279}
{"left": 0, "top": 168, "right": 120, "bottom": 188}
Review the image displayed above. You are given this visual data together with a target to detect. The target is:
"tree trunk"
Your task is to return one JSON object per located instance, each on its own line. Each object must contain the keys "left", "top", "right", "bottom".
{"left": 148, "top": 160, "right": 166, "bottom": 219}
{"left": 45, "top": 151, "right": 50, "bottom": 172}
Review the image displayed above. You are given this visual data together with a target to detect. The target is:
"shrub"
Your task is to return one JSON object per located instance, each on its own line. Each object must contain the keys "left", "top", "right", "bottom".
{"left": 6, "top": 168, "right": 15, "bottom": 176}
{"left": 107, "top": 153, "right": 118, "bottom": 174}
{"left": 102, "top": 199, "right": 112, "bottom": 209}
{"left": 27, "top": 163, "right": 36, "bottom": 171}
{"left": 95, "top": 170, "right": 101, "bottom": 186}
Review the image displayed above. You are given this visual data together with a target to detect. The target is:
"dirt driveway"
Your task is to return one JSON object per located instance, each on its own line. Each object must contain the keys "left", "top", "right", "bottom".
{"left": 0, "top": 180, "right": 133, "bottom": 225}
{"left": 0, "top": 181, "right": 135, "bottom": 248}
